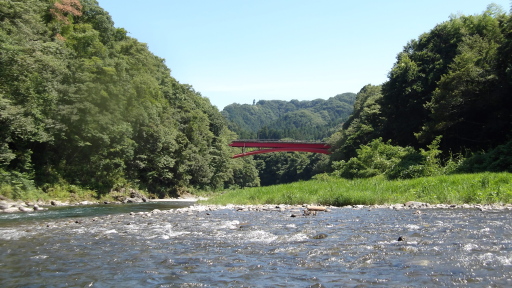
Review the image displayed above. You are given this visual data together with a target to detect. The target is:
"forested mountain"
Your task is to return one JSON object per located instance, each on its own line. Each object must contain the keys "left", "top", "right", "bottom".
{"left": 0, "top": 0, "right": 259, "bottom": 198}
{"left": 330, "top": 4, "right": 512, "bottom": 176}
{"left": 222, "top": 93, "right": 356, "bottom": 140}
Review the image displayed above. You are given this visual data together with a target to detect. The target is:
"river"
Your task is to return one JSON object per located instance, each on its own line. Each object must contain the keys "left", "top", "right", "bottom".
{"left": 1, "top": 202, "right": 511, "bottom": 287}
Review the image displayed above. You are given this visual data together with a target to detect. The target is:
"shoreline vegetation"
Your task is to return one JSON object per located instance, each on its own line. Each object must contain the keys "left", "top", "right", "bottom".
{"left": 201, "top": 172, "right": 512, "bottom": 207}
{"left": 4, "top": 172, "right": 511, "bottom": 214}
{"left": 0, "top": 172, "right": 512, "bottom": 213}
{"left": 2, "top": 2, "right": 512, "bottom": 209}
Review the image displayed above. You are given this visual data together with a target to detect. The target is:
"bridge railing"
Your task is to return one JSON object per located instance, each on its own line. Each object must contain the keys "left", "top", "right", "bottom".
{"left": 231, "top": 139, "right": 328, "bottom": 144}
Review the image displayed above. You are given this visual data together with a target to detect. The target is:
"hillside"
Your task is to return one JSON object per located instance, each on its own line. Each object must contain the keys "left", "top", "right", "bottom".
{"left": 330, "top": 5, "right": 512, "bottom": 178}
{"left": 0, "top": 0, "right": 260, "bottom": 198}
{"left": 222, "top": 93, "right": 356, "bottom": 140}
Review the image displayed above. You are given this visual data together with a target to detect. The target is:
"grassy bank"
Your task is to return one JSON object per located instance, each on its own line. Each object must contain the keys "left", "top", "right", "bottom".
{"left": 202, "top": 172, "right": 512, "bottom": 206}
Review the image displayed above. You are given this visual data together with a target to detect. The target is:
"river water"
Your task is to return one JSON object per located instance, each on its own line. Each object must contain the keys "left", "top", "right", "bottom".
{"left": 1, "top": 203, "right": 511, "bottom": 287}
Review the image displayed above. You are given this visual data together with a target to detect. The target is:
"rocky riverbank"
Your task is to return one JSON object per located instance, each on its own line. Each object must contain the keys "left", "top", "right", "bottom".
{"left": 2, "top": 194, "right": 512, "bottom": 214}
{"left": 126, "top": 201, "right": 512, "bottom": 219}
{"left": 0, "top": 189, "right": 198, "bottom": 214}
{"left": 0, "top": 197, "right": 48, "bottom": 213}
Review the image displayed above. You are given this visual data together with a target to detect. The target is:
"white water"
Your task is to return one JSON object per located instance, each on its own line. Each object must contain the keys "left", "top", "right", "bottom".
{"left": 1, "top": 205, "right": 512, "bottom": 287}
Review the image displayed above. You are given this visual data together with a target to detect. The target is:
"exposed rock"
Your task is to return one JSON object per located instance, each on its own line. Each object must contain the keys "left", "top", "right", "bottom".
{"left": 79, "top": 201, "right": 94, "bottom": 205}
{"left": 307, "top": 206, "right": 328, "bottom": 212}
{"left": 303, "top": 209, "right": 317, "bottom": 216}
{"left": 33, "top": 205, "right": 47, "bottom": 211}
{"left": 18, "top": 206, "right": 33, "bottom": 212}
{"left": 0, "top": 201, "right": 11, "bottom": 210}
{"left": 3, "top": 207, "right": 20, "bottom": 213}
{"left": 312, "top": 233, "right": 328, "bottom": 239}
{"left": 0, "top": 200, "right": 52, "bottom": 213}
{"left": 405, "top": 201, "right": 427, "bottom": 209}
{"left": 130, "top": 190, "right": 148, "bottom": 202}
{"left": 125, "top": 197, "right": 143, "bottom": 203}
{"left": 50, "top": 200, "right": 67, "bottom": 206}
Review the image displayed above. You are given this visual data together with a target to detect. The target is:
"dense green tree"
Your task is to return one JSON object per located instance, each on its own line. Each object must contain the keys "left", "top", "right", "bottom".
{"left": 0, "top": 0, "right": 256, "bottom": 199}
{"left": 418, "top": 7, "right": 511, "bottom": 152}
{"left": 330, "top": 5, "right": 512, "bottom": 178}
{"left": 380, "top": 17, "right": 466, "bottom": 147}
{"left": 380, "top": 6, "right": 512, "bottom": 153}
{"left": 255, "top": 152, "right": 328, "bottom": 186}
{"left": 229, "top": 156, "right": 260, "bottom": 188}
{"left": 330, "top": 85, "right": 384, "bottom": 162}
{"left": 222, "top": 93, "right": 355, "bottom": 140}
{"left": 333, "top": 136, "right": 450, "bottom": 180}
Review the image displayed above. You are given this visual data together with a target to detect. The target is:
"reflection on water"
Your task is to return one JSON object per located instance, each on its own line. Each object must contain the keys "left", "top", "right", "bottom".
{"left": 1, "top": 205, "right": 512, "bottom": 287}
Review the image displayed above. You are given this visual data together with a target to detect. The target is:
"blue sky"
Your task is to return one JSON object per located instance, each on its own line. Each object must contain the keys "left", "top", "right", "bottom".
{"left": 96, "top": 0, "right": 510, "bottom": 110}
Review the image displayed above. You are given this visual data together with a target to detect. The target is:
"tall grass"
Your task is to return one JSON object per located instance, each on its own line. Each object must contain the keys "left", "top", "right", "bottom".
{"left": 202, "top": 172, "right": 512, "bottom": 206}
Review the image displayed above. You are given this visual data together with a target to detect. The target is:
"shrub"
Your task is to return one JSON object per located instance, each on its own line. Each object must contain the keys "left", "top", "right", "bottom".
{"left": 0, "top": 169, "right": 39, "bottom": 200}
{"left": 458, "top": 141, "right": 512, "bottom": 173}
{"left": 332, "top": 138, "right": 421, "bottom": 179}
{"left": 332, "top": 136, "right": 458, "bottom": 180}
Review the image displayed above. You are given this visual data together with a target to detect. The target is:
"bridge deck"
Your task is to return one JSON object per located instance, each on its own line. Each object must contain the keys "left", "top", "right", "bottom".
{"left": 229, "top": 140, "right": 331, "bottom": 158}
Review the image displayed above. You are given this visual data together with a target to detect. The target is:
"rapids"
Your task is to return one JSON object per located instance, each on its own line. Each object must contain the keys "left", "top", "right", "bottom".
{"left": 1, "top": 203, "right": 511, "bottom": 287}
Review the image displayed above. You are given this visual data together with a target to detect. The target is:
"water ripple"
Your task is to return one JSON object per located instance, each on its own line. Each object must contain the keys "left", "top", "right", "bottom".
{"left": 1, "top": 206, "right": 512, "bottom": 287}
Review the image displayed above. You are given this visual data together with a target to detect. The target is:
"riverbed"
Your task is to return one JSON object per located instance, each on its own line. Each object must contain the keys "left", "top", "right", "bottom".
{"left": 1, "top": 203, "right": 511, "bottom": 287}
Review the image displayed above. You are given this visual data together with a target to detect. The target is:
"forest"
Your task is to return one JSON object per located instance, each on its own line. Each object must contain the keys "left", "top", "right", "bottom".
{"left": 329, "top": 4, "right": 512, "bottom": 179}
{"left": 0, "top": 0, "right": 259, "bottom": 199}
{"left": 225, "top": 3, "right": 512, "bottom": 186}
{"left": 222, "top": 93, "right": 355, "bottom": 140}
{"left": 1, "top": 1, "right": 512, "bottom": 201}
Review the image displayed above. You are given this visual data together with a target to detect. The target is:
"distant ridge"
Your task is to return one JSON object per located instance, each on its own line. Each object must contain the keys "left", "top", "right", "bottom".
{"left": 221, "top": 93, "right": 356, "bottom": 140}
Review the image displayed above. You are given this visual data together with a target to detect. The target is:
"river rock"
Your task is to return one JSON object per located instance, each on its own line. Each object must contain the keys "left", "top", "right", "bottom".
{"left": 33, "top": 205, "right": 47, "bottom": 211}
{"left": 18, "top": 206, "right": 33, "bottom": 212}
{"left": 405, "top": 201, "right": 427, "bottom": 209}
{"left": 3, "top": 207, "right": 20, "bottom": 213}
{"left": 303, "top": 209, "right": 317, "bottom": 216}
{"left": 311, "top": 233, "right": 328, "bottom": 239}
{"left": 307, "top": 206, "right": 328, "bottom": 212}
{"left": 125, "top": 197, "right": 143, "bottom": 203}
{"left": 79, "top": 201, "right": 94, "bottom": 205}
{"left": 50, "top": 200, "right": 70, "bottom": 206}
{"left": 0, "top": 201, "right": 11, "bottom": 210}
{"left": 130, "top": 190, "right": 148, "bottom": 202}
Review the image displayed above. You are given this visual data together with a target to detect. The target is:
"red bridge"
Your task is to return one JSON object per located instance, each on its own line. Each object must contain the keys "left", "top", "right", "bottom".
{"left": 229, "top": 140, "right": 331, "bottom": 158}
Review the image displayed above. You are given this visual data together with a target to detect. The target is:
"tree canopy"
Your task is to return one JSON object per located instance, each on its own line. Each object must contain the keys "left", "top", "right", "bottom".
{"left": 3, "top": 1, "right": 512, "bottom": 200}
{"left": 0, "top": 0, "right": 259, "bottom": 198}
{"left": 331, "top": 5, "right": 512, "bottom": 177}
{"left": 222, "top": 93, "right": 355, "bottom": 140}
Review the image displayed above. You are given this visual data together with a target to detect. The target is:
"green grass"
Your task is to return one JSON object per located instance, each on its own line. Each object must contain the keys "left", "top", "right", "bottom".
{"left": 202, "top": 172, "right": 512, "bottom": 206}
